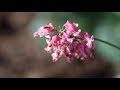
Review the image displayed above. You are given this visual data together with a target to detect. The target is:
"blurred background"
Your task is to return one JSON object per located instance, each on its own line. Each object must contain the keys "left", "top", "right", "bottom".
{"left": 0, "top": 12, "right": 120, "bottom": 78}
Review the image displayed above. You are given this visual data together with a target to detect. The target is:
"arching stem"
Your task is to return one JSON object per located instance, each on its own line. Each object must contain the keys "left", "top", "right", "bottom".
{"left": 94, "top": 38, "right": 120, "bottom": 50}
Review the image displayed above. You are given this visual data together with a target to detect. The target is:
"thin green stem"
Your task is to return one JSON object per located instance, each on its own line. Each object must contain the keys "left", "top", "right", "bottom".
{"left": 94, "top": 38, "right": 120, "bottom": 50}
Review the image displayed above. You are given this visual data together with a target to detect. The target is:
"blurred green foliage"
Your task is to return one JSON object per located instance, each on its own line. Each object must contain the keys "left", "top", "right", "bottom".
{"left": 28, "top": 12, "right": 120, "bottom": 65}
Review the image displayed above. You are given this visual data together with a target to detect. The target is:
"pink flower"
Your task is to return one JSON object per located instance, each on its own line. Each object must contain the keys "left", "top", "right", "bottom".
{"left": 73, "top": 29, "right": 82, "bottom": 38}
{"left": 78, "top": 44, "right": 94, "bottom": 61}
{"left": 33, "top": 23, "right": 54, "bottom": 38}
{"left": 48, "top": 35, "right": 61, "bottom": 48}
{"left": 50, "top": 35, "right": 60, "bottom": 43}
{"left": 33, "top": 31, "right": 39, "bottom": 37}
{"left": 84, "top": 46, "right": 94, "bottom": 60}
{"left": 64, "top": 20, "right": 78, "bottom": 35}
{"left": 66, "top": 55, "right": 74, "bottom": 63}
{"left": 51, "top": 52, "right": 59, "bottom": 62}
{"left": 64, "top": 20, "right": 78, "bottom": 30}
{"left": 84, "top": 32, "right": 95, "bottom": 51}
{"left": 44, "top": 46, "right": 52, "bottom": 53}
{"left": 33, "top": 20, "right": 95, "bottom": 63}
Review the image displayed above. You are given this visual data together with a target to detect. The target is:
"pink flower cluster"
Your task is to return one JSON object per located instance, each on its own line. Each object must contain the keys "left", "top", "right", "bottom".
{"left": 34, "top": 20, "right": 95, "bottom": 63}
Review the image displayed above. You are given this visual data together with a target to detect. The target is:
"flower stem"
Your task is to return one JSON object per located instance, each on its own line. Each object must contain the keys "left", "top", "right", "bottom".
{"left": 94, "top": 38, "right": 120, "bottom": 50}
{"left": 54, "top": 29, "right": 59, "bottom": 35}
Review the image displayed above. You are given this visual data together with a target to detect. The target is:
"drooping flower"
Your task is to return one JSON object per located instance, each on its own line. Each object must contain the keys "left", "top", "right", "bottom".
{"left": 49, "top": 35, "right": 61, "bottom": 45}
{"left": 33, "top": 20, "right": 95, "bottom": 63}
{"left": 84, "top": 32, "right": 95, "bottom": 51}
{"left": 51, "top": 52, "right": 59, "bottom": 62}
{"left": 78, "top": 44, "right": 94, "bottom": 61}
{"left": 64, "top": 20, "right": 78, "bottom": 35}
{"left": 33, "top": 23, "right": 54, "bottom": 38}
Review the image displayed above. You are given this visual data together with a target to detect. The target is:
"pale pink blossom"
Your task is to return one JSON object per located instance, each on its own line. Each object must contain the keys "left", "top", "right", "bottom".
{"left": 44, "top": 46, "right": 52, "bottom": 53}
{"left": 33, "top": 31, "right": 39, "bottom": 37}
{"left": 51, "top": 52, "right": 59, "bottom": 62}
{"left": 33, "top": 23, "right": 54, "bottom": 38}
